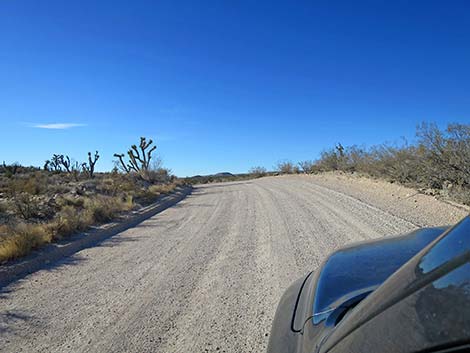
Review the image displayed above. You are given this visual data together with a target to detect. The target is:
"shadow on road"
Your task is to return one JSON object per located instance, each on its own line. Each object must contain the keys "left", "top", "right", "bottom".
{"left": 0, "top": 309, "right": 38, "bottom": 336}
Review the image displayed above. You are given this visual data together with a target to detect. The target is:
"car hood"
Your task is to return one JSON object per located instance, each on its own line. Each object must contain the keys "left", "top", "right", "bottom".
{"left": 319, "top": 216, "right": 470, "bottom": 353}
{"left": 312, "top": 226, "right": 448, "bottom": 325}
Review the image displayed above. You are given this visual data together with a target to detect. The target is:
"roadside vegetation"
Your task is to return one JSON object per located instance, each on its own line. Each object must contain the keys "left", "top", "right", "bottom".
{"left": 0, "top": 137, "right": 182, "bottom": 263}
{"left": 273, "top": 123, "right": 470, "bottom": 206}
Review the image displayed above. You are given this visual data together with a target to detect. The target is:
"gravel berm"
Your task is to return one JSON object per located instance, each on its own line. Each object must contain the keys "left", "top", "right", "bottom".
{"left": 0, "top": 175, "right": 467, "bottom": 353}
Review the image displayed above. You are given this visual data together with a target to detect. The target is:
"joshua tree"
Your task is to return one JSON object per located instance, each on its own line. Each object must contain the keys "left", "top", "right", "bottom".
{"left": 59, "top": 155, "right": 72, "bottom": 173}
{"left": 82, "top": 151, "right": 99, "bottom": 179}
{"left": 50, "top": 154, "right": 63, "bottom": 172}
{"left": 114, "top": 137, "right": 157, "bottom": 180}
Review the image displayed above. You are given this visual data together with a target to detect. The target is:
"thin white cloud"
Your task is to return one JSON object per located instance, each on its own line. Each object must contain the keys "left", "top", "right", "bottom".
{"left": 32, "top": 123, "right": 87, "bottom": 130}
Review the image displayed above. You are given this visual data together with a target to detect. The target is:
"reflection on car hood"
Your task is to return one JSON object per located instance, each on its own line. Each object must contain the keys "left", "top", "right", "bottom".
{"left": 313, "top": 226, "right": 447, "bottom": 323}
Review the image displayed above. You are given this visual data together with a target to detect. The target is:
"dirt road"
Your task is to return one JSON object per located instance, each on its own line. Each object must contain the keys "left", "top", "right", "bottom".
{"left": 0, "top": 176, "right": 464, "bottom": 353}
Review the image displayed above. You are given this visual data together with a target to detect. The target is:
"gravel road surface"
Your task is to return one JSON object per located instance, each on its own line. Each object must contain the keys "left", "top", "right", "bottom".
{"left": 0, "top": 176, "right": 464, "bottom": 353}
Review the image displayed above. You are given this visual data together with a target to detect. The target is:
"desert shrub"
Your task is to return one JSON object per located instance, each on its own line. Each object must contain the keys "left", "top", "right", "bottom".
{"left": 249, "top": 166, "right": 267, "bottom": 177}
{"left": 84, "top": 197, "right": 116, "bottom": 223}
{"left": 98, "top": 177, "right": 122, "bottom": 196}
{"left": 417, "top": 123, "right": 470, "bottom": 188}
{"left": 130, "top": 188, "right": 154, "bottom": 205}
{"left": 5, "top": 172, "right": 48, "bottom": 196}
{"left": 316, "top": 144, "right": 349, "bottom": 172}
{"left": 49, "top": 205, "right": 91, "bottom": 240}
{"left": 133, "top": 183, "right": 176, "bottom": 205}
{"left": 343, "top": 145, "right": 369, "bottom": 172}
{"left": 100, "top": 174, "right": 143, "bottom": 196}
{"left": 84, "top": 196, "right": 133, "bottom": 224}
{"left": 10, "top": 193, "right": 43, "bottom": 220}
{"left": 148, "top": 183, "right": 176, "bottom": 195}
{"left": 315, "top": 123, "right": 470, "bottom": 203}
{"left": 276, "top": 160, "right": 296, "bottom": 174}
{"left": 47, "top": 180, "right": 73, "bottom": 195}
{"left": 24, "top": 173, "right": 48, "bottom": 195}
{"left": 349, "top": 143, "right": 422, "bottom": 183}
{"left": 298, "top": 161, "right": 315, "bottom": 174}
{"left": 57, "top": 195, "right": 85, "bottom": 208}
{"left": 317, "top": 149, "right": 340, "bottom": 171}
{"left": 148, "top": 167, "right": 173, "bottom": 184}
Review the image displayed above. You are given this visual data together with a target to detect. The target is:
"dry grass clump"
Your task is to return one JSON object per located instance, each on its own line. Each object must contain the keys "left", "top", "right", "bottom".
{"left": 148, "top": 183, "right": 179, "bottom": 195}
{"left": 0, "top": 223, "right": 51, "bottom": 261}
{"left": 83, "top": 195, "right": 134, "bottom": 224}
{"left": 49, "top": 205, "right": 93, "bottom": 240}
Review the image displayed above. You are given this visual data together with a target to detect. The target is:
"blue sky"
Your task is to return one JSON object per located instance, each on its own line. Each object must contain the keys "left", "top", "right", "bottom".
{"left": 1, "top": 1, "right": 469, "bottom": 176}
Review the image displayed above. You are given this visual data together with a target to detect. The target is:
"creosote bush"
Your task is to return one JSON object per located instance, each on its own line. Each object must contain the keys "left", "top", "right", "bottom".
{"left": 316, "top": 123, "right": 470, "bottom": 205}
{"left": 298, "top": 160, "right": 316, "bottom": 174}
{"left": 276, "top": 160, "right": 297, "bottom": 174}
{"left": 249, "top": 166, "right": 267, "bottom": 177}
{"left": 84, "top": 195, "right": 134, "bottom": 224}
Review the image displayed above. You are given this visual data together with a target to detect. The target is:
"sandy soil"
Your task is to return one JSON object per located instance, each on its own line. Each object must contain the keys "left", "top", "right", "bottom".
{"left": 0, "top": 175, "right": 466, "bottom": 353}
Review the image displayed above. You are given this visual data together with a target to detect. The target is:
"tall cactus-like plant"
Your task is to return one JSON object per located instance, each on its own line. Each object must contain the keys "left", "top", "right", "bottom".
{"left": 44, "top": 155, "right": 72, "bottom": 173}
{"left": 50, "top": 154, "right": 63, "bottom": 172}
{"left": 82, "top": 151, "right": 99, "bottom": 179}
{"left": 59, "top": 155, "right": 72, "bottom": 173}
{"left": 114, "top": 137, "right": 157, "bottom": 180}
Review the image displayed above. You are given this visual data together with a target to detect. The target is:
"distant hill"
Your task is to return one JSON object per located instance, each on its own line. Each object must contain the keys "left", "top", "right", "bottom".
{"left": 184, "top": 171, "right": 255, "bottom": 184}
{"left": 213, "top": 172, "right": 234, "bottom": 177}
{"left": 189, "top": 172, "right": 234, "bottom": 179}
